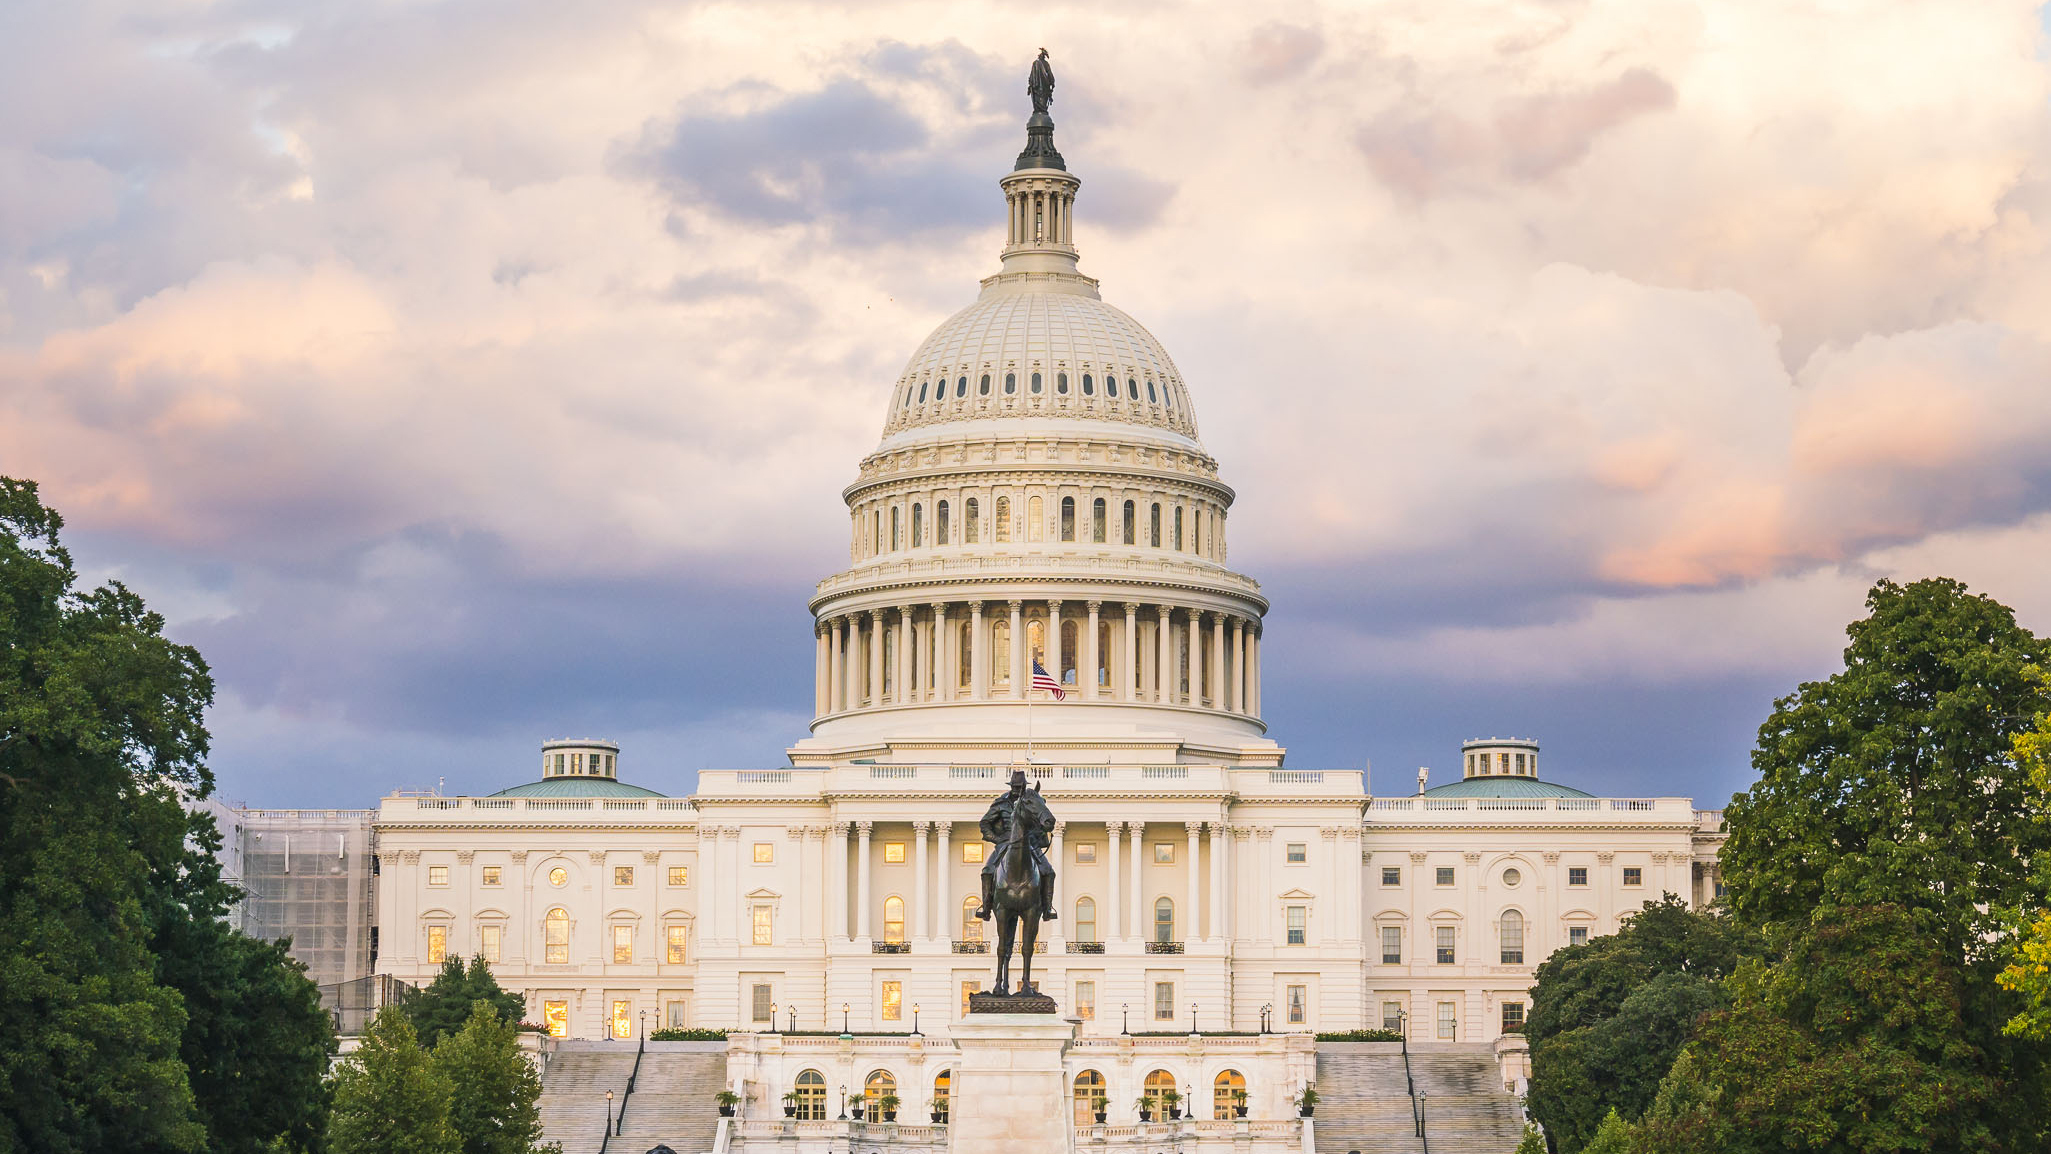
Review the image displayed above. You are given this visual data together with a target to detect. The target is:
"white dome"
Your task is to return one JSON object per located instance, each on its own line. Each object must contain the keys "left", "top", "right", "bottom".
{"left": 879, "top": 283, "right": 1202, "bottom": 444}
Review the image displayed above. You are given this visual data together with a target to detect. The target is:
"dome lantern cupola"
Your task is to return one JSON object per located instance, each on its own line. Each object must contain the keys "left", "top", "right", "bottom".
{"left": 999, "top": 49, "right": 1082, "bottom": 279}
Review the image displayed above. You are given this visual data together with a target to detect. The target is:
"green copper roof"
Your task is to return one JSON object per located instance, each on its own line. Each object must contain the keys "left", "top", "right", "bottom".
{"left": 1418, "top": 776, "right": 1593, "bottom": 799}
{"left": 488, "top": 778, "right": 667, "bottom": 798}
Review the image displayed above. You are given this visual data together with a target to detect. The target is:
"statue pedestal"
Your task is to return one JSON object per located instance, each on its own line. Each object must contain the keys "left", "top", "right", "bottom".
{"left": 948, "top": 1013, "right": 1075, "bottom": 1152}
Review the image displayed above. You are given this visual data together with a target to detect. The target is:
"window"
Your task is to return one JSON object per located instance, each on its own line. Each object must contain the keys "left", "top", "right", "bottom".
{"left": 882, "top": 980, "right": 902, "bottom": 1021}
{"left": 915, "top": 382, "right": 926, "bottom": 404}
{"left": 1213, "top": 1070, "right": 1245, "bottom": 1119}
{"left": 1147, "top": 380, "right": 1158, "bottom": 402}
{"left": 1437, "top": 1001, "right": 1457, "bottom": 1040}
{"left": 932, "top": 1070, "right": 951, "bottom": 1120}
{"left": 1570, "top": 925, "right": 1590, "bottom": 947}
{"left": 937, "top": 500, "right": 949, "bottom": 544}
{"left": 1502, "top": 867, "right": 1521, "bottom": 887}
{"left": 428, "top": 865, "right": 448, "bottom": 887}
{"left": 961, "top": 980, "right": 981, "bottom": 1016}
{"left": 884, "top": 842, "right": 906, "bottom": 864}
{"left": 962, "top": 841, "right": 984, "bottom": 864}
{"left": 1436, "top": 925, "right": 1456, "bottom": 964}
{"left": 1057, "top": 371, "right": 1069, "bottom": 394}
{"left": 481, "top": 924, "right": 502, "bottom": 963}
{"left": 751, "top": 983, "right": 772, "bottom": 1022}
{"left": 995, "top": 496, "right": 1011, "bottom": 542}
{"left": 1285, "top": 842, "right": 1307, "bottom": 863}
{"left": 1173, "top": 506, "right": 1183, "bottom": 550}
{"left": 912, "top": 503, "right": 923, "bottom": 546}
{"left": 614, "top": 866, "right": 634, "bottom": 886}
{"left": 1382, "top": 866, "right": 1401, "bottom": 886}
{"left": 1154, "top": 982, "right": 1175, "bottom": 1020}
{"left": 1154, "top": 897, "right": 1175, "bottom": 943}
{"left": 1382, "top": 925, "right": 1402, "bottom": 964}
{"left": 1154, "top": 843, "right": 1175, "bottom": 864}
{"left": 1568, "top": 867, "right": 1587, "bottom": 887}
{"left": 1030, "top": 371, "right": 1043, "bottom": 393}
{"left": 965, "top": 498, "right": 979, "bottom": 542}
{"left": 752, "top": 905, "right": 772, "bottom": 945}
{"left": 1074, "top": 980, "right": 1095, "bottom": 1020}
{"left": 669, "top": 866, "right": 689, "bottom": 887}
{"left": 1127, "top": 377, "right": 1138, "bottom": 399}
{"left": 1004, "top": 372, "right": 1016, "bottom": 394}
{"left": 549, "top": 867, "right": 567, "bottom": 887}
{"left": 666, "top": 1000, "right": 686, "bottom": 1028}
{"left": 543, "top": 1000, "right": 568, "bottom": 1038}
{"left": 961, "top": 896, "right": 983, "bottom": 942}
{"left": 1149, "top": 503, "right": 1161, "bottom": 546}
{"left": 1122, "top": 501, "right": 1135, "bottom": 544}
{"left": 1073, "top": 1070, "right": 1105, "bottom": 1124}
{"left": 1286, "top": 905, "right": 1307, "bottom": 945}
{"left": 1503, "top": 1002, "right": 1526, "bottom": 1032}
{"left": 753, "top": 843, "right": 773, "bottom": 864}
{"left": 427, "top": 925, "right": 447, "bottom": 964}
{"left": 1060, "top": 496, "right": 1075, "bottom": 541}
{"left": 545, "top": 908, "right": 569, "bottom": 964}
{"left": 1623, "top": 867, "right": 1643, "bottom": 886}
{"left": 1073, "top": 842, "right": 1096, "bottom": 864}
{"left": 1436, "top": 867, "right": 1456, "bottom": 886}
{"left": 612, "top": 924, "right": 633, "bottom": 963}
{"left": 1027, "top": 495, "right": 1044, "bottom": 541}
{"left": 1500, "top": 910, "right": 1524, "bottom": 964}
{"left": 979, "top": 373, "right": 991, "bottom": 395}
{"left": 794, "top": 1070, "right": 828, "bottom": 1121}
{"left": 667, "top": 925, "right": 687, "bottom": 964}
{"left": 862, "top": 1071, "right": 895, "bottom": 1114}
{"left": 481, "top": 865, "right": 501, "bottom": 886}
{"left": 1383, "top": 1001, "right": 1405, "bottom": 1032}
{"left": 883, "top": 896, "right": 905, "bottom": 943}
{"left": 1091, "top": 498, "right": 1106, "bottom": 542}
{"left": 1287, "top": 984, "right": 1307, "bottom": 1025}
{"left": 1075, "top": 897, "right": 1097, "bottom": 943}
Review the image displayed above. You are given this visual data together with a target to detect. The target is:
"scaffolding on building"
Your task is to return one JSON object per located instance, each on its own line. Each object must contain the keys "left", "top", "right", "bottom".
{"left": 234, "top": 808, "right": 378, "bottom": 990}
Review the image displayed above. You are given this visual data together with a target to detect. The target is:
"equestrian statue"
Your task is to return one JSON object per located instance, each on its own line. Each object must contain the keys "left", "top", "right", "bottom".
{"left": 975, "top": 767, "right": 1058, "bottom": 997}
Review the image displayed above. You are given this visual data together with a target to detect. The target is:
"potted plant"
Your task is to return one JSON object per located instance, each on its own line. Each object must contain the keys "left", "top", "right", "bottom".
{"left": 1293, "top": 1085, "right": 1319, "bottom": 1118}
{"left": 850, "top": 1098, "right": 865, "bottom": 1121}
{"left": 781, "top": 1090, "right": 800, "bottom": 1118}
{"left": 716, "top": 1090, "right": 740, "bottom": 1118}
{"left": 1134, "top": 1093, "right": 1156, "bottom": 1122}
{"left": 929, "top": 1096, "right": 949, "bottom": 1124}
{"left": 1160, "top": 1087, "right": 1182, "bottom": 1120}
{"left": 1231, "top": 1088, "right": 1249, "bottom": 1118}
{"left": 1092, "top": 1093, "right": 1109, "bottom": 1124}
{"left": 878, "top": 1093, "right": 901, "bottom": 1122}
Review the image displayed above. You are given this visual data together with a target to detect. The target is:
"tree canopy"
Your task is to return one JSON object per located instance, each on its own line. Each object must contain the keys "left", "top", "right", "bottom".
{"left": 328, "top": 1009, "right": 458, "bottom": 1154}
{"left": 406, "top": 955, "right": 527, "bottom": 1050}
{"left": 436, "top": 1002, "right": 544, "bottom": 1154}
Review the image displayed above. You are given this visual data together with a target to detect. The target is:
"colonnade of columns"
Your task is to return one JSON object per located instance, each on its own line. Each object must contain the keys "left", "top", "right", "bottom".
{"left": 812, "top": 600, "right": 1262, "bottom": 721}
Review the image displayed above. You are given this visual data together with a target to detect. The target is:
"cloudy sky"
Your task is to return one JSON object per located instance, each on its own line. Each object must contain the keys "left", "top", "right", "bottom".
{"left": 6, "top": 1, "right": 2051, "bottom": 809}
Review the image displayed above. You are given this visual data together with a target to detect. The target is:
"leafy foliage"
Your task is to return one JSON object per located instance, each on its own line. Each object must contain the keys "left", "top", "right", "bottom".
{"left": 1581, "top": 1108, "right": 1633, "bottom": 1154}
{"left": 435, "top": 1002, "right": 543, "bottom": 1154}
{"left": 405, "top": 955, "right": 525, "bottom": 1050}
{"left": 647, "top": 1027, "right": 729, "bottom": 1041}
{"left": 1997, "top": 670, "right": 2051, "bottom": 1040}
{"left": 328, "top": 1009, "right": 458, "bottom": 1154}
{"left": 1515, "top": 1123, "right": 1547, "bottom": 1154}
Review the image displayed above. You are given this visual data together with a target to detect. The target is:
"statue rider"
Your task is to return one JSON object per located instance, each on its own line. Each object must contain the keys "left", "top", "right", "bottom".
{"left": 976, "top": 768, "right": 1058, "bottom": 921}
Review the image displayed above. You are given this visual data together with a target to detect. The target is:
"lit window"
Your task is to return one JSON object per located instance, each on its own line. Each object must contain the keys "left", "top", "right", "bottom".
{"left": 1285, "top": 843, "right": 1307, "bottom": 863}
{"left": 960, "top": 981, "right": 981, "bottom": 1015}
{"left": 1073, "top": 843, "right": 1096, "bottom": 864}
{"left": 1500, "top": 910, "right": 1525, "bottom": 964}
{"left": 427, "top": 925, "right": 447, "bottom": 964}
{"left": 1154, "top": 981, "right": 1175, "bottom": 1020}
{"left": 1382, "top": 925, "right": 1402, "bottom": 964}
{"left": 1503, "top": 1002, "right": 1526, "bottom": 1032}
{"left": 883, "top": 896, "right": 905, "bottom": 944}
{"left": 1286, "top": 905, "right": 1307, "bottom": 945}
{"left": 753, "top": 843, "right": 773, "bottom": 864}
{"left": 1154, "top": 843, "right": 1174, "bottom": 864}
{"left": 1287, "top": 984, "right": 1307, "bottom": 1025}
{"left": 613, "top": 924, "right": 633, "bottom": 964}
{"left": 1382, "top": 867, "right": 1401, "bottom": 886}
{"left": 1569, "top": 926, "right": 1590, "bottom": 946}
{"left": 549, "top": 867, "right": 567, "bottom": 887}
{"left": 884, "top": 842, "right": 906, "bottom": 864}
{"left": 481, "top": 865, "right": 501, "bottom": 886}
{"left": 614, "top": 866, "right": 634, "bottom": 886}
{"left": 1154, "top": 897, "right": 1175, "bottom": 944}
{"left": 481, "top": 924, "right": 502, "bottom": 963}
{"left": 543, "top": 1000, "right": 568, "bottom": 1038}
{"left": 864, "top": 1071, "right": 897, "bottom": 1113}
{"left": 1075, "top": 896, "right": 1097, "bottom": 943}
{"left": 1212, "top": 1070, "right": 1245, "bottom": 1120}
{"left": 1383, "top": 1001, "right": 1404, "bottom": 1032}
{"left": 1623, "top": 867, "right": 1643, "bottom": 886}
{"left": 545, "top": 908, "right": 569, "bottom": 964}
{"left": 428, "top": 865, "right": 449, "bottom": 887}
{"left": 669, "top": 866, "right": 689, "bottom": 887}
{"left": 794, "top": 1070, "right": 827, "bottom": 1120}
{"left": 751, "top": 984, "right": 772, "bottom": 1022}
{"left": 961, "top": 896, "right": 983, "bottom": 943}
{"left": 961, "top": 840, "right": 983, "bottom": 864}
{"left": 1436, "top": 867, "right": 1455, "bottom": 886}
{"left": 1075, "top": 980, "right": 1096, "bottom": 1020}
{"left": 882, "top": 981, "right": 902, "bottom": 1021}
{"left": 995, "top": 497, "right": 1011, "bottom": 544}
{"left": 1072, "top": 1070, "right": 1105, "bottom": 1125}
{"left": 1568, "top": 867, "right": 1588, "bottom": 887}
{"left": 667, "top": 1000, "right": 686, "bottom": 1028}
{"left": 1436, "top": 926, "right": 1456, "bottom": 964}
{"left": 1437, "top": 1001, "right": 1456, "bottom": 1040}
{"left": 667, "top": 925, "right": 687, "bottom": 964}
{"left": 752, "top": 905, "right": 772, "bottom": 945}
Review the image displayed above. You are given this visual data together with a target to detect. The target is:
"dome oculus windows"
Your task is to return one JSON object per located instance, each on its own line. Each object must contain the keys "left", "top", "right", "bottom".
{"left": 1081, "top": 373, "right": 1094, "bottom": 395}
{"left": 1056, "top": 372, "right": 1068, "bottom": 394}
{"left": 917, "top": 382, "right": 927, "bottom": 403}
{"left": 1004, "top": 372, "right": 1016, "bottom": 394}
{"left": 955, "top": 376, "right": 967, "bottom": 398}
{"left": 979, "top": 374, "right": 991, "bottom": 395}
{"left": 1147, "top": 381, "right": 1158, "bottom": 403}
{"left": 1030, "top": 371, "right": 1042, "bottom": 394}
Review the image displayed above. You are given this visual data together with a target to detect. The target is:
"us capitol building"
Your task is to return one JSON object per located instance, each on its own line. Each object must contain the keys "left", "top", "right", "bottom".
{"left": 361, "top": 66, "right": 1727, "bottom": 1138}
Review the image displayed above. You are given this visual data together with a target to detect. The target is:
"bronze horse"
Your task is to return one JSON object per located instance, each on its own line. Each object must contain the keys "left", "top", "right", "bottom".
{"left": 988, "top": 783, "right": 1049, "bottom": 996}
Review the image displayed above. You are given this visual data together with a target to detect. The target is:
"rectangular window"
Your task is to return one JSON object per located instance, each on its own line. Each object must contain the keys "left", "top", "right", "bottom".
{"left": 1568, "top": 867, "right": 1588, "bottom": 887}
{"left": 428, "top": 865, "right": 449, "bottom": 887}
{"left": 1075, "top": 980, "right": 1096, "bottom": 1020}
{"left": 882, "top": 981, "right": 902, "bottom": 1021}
{"left": 1285, "top": 842, "right": 1307, "bottom": 863}
{"left": 613, "top": 924, "right": 633, "bottom": 964}
{"left": 543, "top": 1000, "right": 568, "bottom": 1038}
{"left": 1286, "top": 905, "right": 1307, "bottom": 945}
{"left": 751, "top": 984, "right": 772, "bottom": 1022}
{"left": 1383, "top": 1001, "right": 1405, "bottom": 1032}
{"left": 962, "top": 842, "right": 985, "bottom": 864}
{"left": 1382, "top": 866, "right": 1401, "bottom": 886}
{"left": 1623, "top": 867, "right": 1643, "bottom": 886}
{"left": 752, "top": 905, "right": 772, "bottom": 945}
{"left": 1437, "top": 1001, "right": 1457, "bottom": 1040}
{"left": 1073, "top": 843, "right": 1096, "bottom": 864}
{"left": 753, "top": 843, "right": 773, "bottom": 864}
{"left": 666, "top": 925, "right": 687, "bottom": 964}
{"left": 1570, "top": 926, "right": 1590, "bottom": 947}
{"left": 669, "top": 865, "right": 689, "bottom": 887}
{"left": 1436, "top": 926, "right": 1456, "bottom": 964}
{"left": 1154, "top": 843, "right": 1174, "bottom": 864}
{"left": 961, "top": 981, "right": 981, "bottom": 1016}
{"left": 1501, "top": 917, "right": 1524, "bottom": 964}
{"left": 545, "top": 912, "right": 569, "bottom": 964}
{"left": 666, "top": 1000, "right": 686, "bottom": 1028}
{"left": 1436, "top": 867, "right": 1455, "bottom": 886}
{"left": 426, "top": 925, "right": 447, "bottom": 964}
{"left": 1503, "top": 1002, "right": 1526, "bottom": 1032}
{"left": 884, "top": 842, "right": 906, "bottom": 864}
{"left": 1382, "top": 925, "right": 1402, "bottom": 964}
{"left": 1154, "top": 981, "right": 1175, "bottom": 1020}
{"left": 1287, "top": 985, "right": 1307, "bottom": 1025}
{"left": 614, "top": 866, "right": 634, "bottom": 886}
{"left": 611, "top": 1000, "right": 632, "bottom": 1040}
{"left": 481, "top": 865, "right": 501, "bottom": 886}
{"left": 481, "top": 924, "right": 502, "bottom": 963}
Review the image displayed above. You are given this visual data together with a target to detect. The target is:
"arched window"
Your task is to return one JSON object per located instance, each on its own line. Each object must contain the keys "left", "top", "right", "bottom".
{"left": 1149, "top": 504, "right": 1162, "bottom": 547}
{"left": 912, "top": 504, "right": 923, "bottom": 548}
{"left": 1500, "top": 909, "right": 1525, "bottom": 964}
{"left": 1082, "top": 373, "right": 1094, "bottom": 395}
{"left": 1056, "top": 372, "right": 1069, "bottom": 394}
{"left": 1091, "top": 498, "right": 1106, "bottom": 543}
{"left": 1004, "top": 372, "right": 1016, "bottom": 394}
{"left": 992, "top": 620, "right": 1012, "bottom": 688}
{"left": 1030, "top": 371, "right": 1043, "bottom": 393}
{"left": 863, "top": 1070, "right": 896, "bottom": 1114}
{"left": 957, "top": 375, "right": 968, "bottom": 397}
{"left": 1026, "top": 619, "right": 1045, "bottom": 668}
{"left": 883, "top": 896, "right": 905, "bottom": 944}
{"left": 980, "top": 374, "right": 991, "bottom": 395}
{"left": 1173, "top": 507, "right": 1183, "bottom": 551}
{"left": 1164, "top": 385, "right": 1174, "bottom": 410}
{"left": 937, "top": 500, "right": 950, "bottom": 545}
{"left": 1213, "top": 1070, "right": 1246, "bottom": 1119}
{"left": 1060, "top": 621, "right": 1078, "bottom": 684}
{"left": 1154, "top": 897, "right": 1175, "bottom": 944}
{"left": 1097, "top": 621, "right": 1111, "bottom": 687}
{"left": 891, "top": 507, "right": 901, "bottom": 551}
{"left": 1074, "top": 897, "right": 1097, "bottom": 943}
{"left": 965, "top": 498, "right": 979, "bottom": 543}
{"left": 1147, "top": 380, "right": 1158, "bottom": 403}
{"left": 1122, "top": 501, "right": 1136, "bottom": 544}
{"left": 995, "top": 497, "right": 1011, "bottom": 543}
{"left": 933, "top": 1070, "right": 951, "bottom": 1121}
{"left": 545, "top": 907, "right": 569, "bottom": 964}
{"left": 1060, "top": 497, "right": 1075, "bottom": 542}
{"left": 1143, "top": 1069, "right": 1178, "bottom": 1111}
{"left": 794, "top": 1070, "right": 828, "bottom": 1120}
{"left": 961, "top": 895, "right": 983, "bottom": 943}
{"left": 917, "top": 381, "right": 927, "bottom": 403}
{"left": 1027, "top": 495, "right": 1044, "bottom": 542}
{"left": 1073, "top": 1070, "right": 1106, "bottom": 1125}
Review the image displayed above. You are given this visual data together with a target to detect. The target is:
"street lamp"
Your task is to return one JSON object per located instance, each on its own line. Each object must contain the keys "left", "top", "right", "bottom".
{"left": 842, "top": 1002, "right": 851, "bottom": 1034}
{"left": 1260, "top": 1003, "right": 1273, "bottom": 1033}
{"left": 639, "top": 1009, "right": 647, "bottom": 1041}
{"left": 604, "top": 1089, "right": 614, "bottom": 1137}
{"left": 838, "top": 1084, "right": 848, "bottom": 1119}
{"left": 1189, "top": 1002, "right": 1198, "bottom": 1035}
{"left": 912, "top": 1003, "right": 922, "bottom": 1035}
{"left": 1397, "top": 1009, "right": 1409, "bottom": 1056}
{"left": 787, "top": 1005, "right": 797, "bottom": 1033}
{"left": 770, "top": 1003, "right": 779, "bottom": 1033}
{"left": 1121, "top": 1003, "right": 1129, "bottom": 1035}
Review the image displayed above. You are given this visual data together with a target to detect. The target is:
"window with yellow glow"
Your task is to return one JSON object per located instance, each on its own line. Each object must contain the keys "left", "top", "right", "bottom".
{"left": 960, "top": 896, "right": 983, "bottom": 942}
{"left": 863, "top": 1071, "right": 896, "bottom": 1114}
{"left": 961, "top": 842, "right": 984, "bottom": 864}
{"left": 752, "top": 905, "right": 772, "bottom": 945}
{"left": 428, "top": 865, "right": 448, "bottom": 887}
{"left": 545, "top": 907, "right": 569, "bottom": 964}
{"left": 426, "top": 925, "right": 447, "bottom": 964}
{"left": 793, "top": 1070, "right": 827, "bottom": 1121}
{"left": 481, "top": 865, "right": 501, "bottom": 886}
{"left": 613, "top": 866, "right": 634, "bottom": 886}
{"left": 960, "top": 980, "right": 980, "bottom": 1015}
{"left": 1213, "top": 1070, "right": 1246, "bottom": 1119}
{"left": 1154, "top": 843, "right": 1174, "bottom": 864}
{"left": 543, "top": 1000, "right": 568, "bottom": 1038}
{"left": 882, "top": 896, "right": 905, "bottom": 943}
{"left": 884, "top": 842, "right": 905, "bottom": 864}
{"left": 1072, "top": 1070, "right": 1105, "bottom": 1124}
{"left": 549, "top": 867, "right": 567, "bottom": 887}
{"left": 1074, "top": 979, "right": 1095, "bottom": 1020}
{"left": 881, "top": 981, "right": 902, "bottom": 1021}
{"left": 668, "top": 865, "right": 688, "bottom": 887}
{"left": 753, "top": 843, "right": 774, "bottom": 864}
{"left": 612, "top": 924, "right": 633, "bottom": 964}
{"left": 480, "top": 924, "right": 502, "bottom": 963}
{"left": 666, "top": 925, "right": 687, "bottom": 964}
{"left": 611, "top": 1000, "right": 632, "bottom": 1040}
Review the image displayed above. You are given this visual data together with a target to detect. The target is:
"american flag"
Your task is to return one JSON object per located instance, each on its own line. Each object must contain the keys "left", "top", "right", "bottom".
{"left": 1030, "top": 659, "right": 1066, "bottom": 700}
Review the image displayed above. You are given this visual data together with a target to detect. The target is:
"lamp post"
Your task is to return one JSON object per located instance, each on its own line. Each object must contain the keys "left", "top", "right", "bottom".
{"left": 1189, "top": 1002, "right": 1198, "bottom": 1035}
{"left": 842, "top": 1002, "right": 851, "bottom": 1034}
{"left": 839, "top": 1084, "right": 848, "bottom": 1120}
{"left": 912, "top": 1003, "right": 921, "bottom": 1035}
{"left": 1397, "top": 1009, "right": 1408, "bottom": 1056}
{"left": 1121, "top": 1003, "right": 1129, "bottom": 1035}
{"left": 770, "top": 1003, "right": 778, "bottom": 1034}
{"left": 1260, "top": 1003, "right": 1272, "bottom": 1033}
{"left": 604, "top": 1089, "right": 614, "bottom": 1137}
{"left": 787, "top": 1005, "right": 797, "bottom": 1033}
{"left": 639, "top": 1009, "right": 647, "bottom": 1041}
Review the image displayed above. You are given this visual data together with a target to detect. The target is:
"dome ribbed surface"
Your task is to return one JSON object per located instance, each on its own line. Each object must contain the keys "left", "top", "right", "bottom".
{"left": 1418, "top": 777, "right": 1593, "bottom": 799}
{"left": 881, "top": 289, "right": 1200, "bottom": 440}
{"left": 488, "top": 778, "right": 667, "bottom": 798}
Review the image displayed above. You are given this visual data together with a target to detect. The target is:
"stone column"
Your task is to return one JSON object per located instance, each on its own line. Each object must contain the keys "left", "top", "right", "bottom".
{"left": 913, "top": 821, "right": 932, "bottom": 940}
{"left": 932, "top": 603, "right": 950, "bottom": 702}
{"left": 1187, "top": 610, "right": 1204, "bottom": 707}
{"left": 830, "top": 823, "right": 849, "bottom": 940}
{"left": 1121, "top": 603, "right": 1138, "bottom": 702}
{"left": 868, "top": 610, "right": 885, "bottom": 708}
{"left": 969, "top": 602, "right": 985, "bottom": 700}
{"left": 847, "top": 616, "right": 865, "bottom": 711}
{"left": 1215, "top": 614, "right": 1229, "bottom": 711}
{"left": 1047, "top": 598, "right": 1063, "bottom": 686}
{"left": 1128, "top": 821, "right": 1146, "bottom": 942}
{"left": 828, "top": 619, "right": 844, "bottom": 713}
{"left": 856, "top": 821, "right": 874, "bottom": 939}
{"left": 814, "top": 625, "right": 828, "bottom": 715}
{"left": 1085, "top": 601, "right": 1101, "bottom": 700}
{"left": 896, "top": 605, "right": 914, "bottom": 705}
{"left": 1106, "top": 821, "right": 1124, "bottom": 941}
{"left": 1008, "top": 600, "right": 1024, "bottom": 697}
{"left": 1210, "top": 822, "right": 1226, "bottom": 944}
{"left": 1185, "top": 822, "right": 1202, "bottom": 943}
{"left": 1249, "top": 626, "right": 1261, "bottom": 718}
{"left": 1232, "top": 617, "right": 1247, "bottom": 714}
{"left": 1154, "top": 606, "right": 1172, "bottom": 703}
{"left": 937, "top": 822, "right": 954, "bottom": 943}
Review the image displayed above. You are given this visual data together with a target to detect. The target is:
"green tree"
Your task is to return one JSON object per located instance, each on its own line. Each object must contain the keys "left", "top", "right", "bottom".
{"left": 1581, "top": 1108, "right": 1633, "bottom": 1154}
{"left": 1523, "top": 896, "right": 1758, "bottom": 1152}
{"left": 1515, "top": 1123, "right": 1547, "bottom": 1154}
{"left": 435, "top": 1002, "right": 543, "bottom": 1154}
{"left": 1996, "top": 669, "right": 2051, "bottom": 1039}
{"left": 406, "top": 955, "right": 527, "bottom": 1050}
{"left": 328, "top": 1008, "right": 457, "bottom": 1154}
